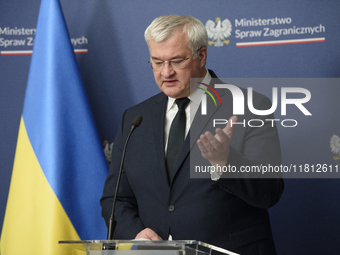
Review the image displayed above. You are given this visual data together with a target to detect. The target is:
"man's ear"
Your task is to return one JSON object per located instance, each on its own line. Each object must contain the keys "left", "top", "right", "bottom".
{"left": 199, "top": 47, "right": 207, "bottom": 67}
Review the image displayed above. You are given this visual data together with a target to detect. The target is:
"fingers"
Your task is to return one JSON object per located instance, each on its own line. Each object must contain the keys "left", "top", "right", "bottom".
{"left": 223, "top": 115, "right": 238, "bottom": 137}
{"left": 196, "top": 116, "right": 237, "bottom": 165}
{"left": 198, "top": 130, "right": 226, "bottom": 152}
{"left": 135, "top": 228, "right": 163, "bottom": 241}
{"left": 197, "top": 131, "right": 214, "bottom": 151}
{"left": 197, "top": 116, "right": 237, "bottom": 151}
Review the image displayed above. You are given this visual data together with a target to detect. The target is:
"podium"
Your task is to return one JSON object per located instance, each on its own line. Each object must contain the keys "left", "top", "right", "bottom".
{"left": 59, "top": 240, "right": 239, "bottom": 255}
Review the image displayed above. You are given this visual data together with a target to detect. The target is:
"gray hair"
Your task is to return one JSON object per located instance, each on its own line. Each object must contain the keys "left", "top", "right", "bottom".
{"left": 144, "top": 15, "right": 208, "bottom": 59}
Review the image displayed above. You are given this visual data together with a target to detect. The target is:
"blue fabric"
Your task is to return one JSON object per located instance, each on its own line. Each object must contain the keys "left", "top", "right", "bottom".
{"left": 22, "top": 0, "right": 108, "bottom": 240}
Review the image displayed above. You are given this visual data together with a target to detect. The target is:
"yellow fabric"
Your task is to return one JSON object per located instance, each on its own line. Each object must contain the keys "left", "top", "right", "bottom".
{"left": 1, "top": 118, "right": 83, "bottom": 255}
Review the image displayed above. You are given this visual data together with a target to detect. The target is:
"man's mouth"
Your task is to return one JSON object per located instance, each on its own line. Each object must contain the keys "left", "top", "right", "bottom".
{"left": 163, "top": 80, "right": 178, "bottom": 86}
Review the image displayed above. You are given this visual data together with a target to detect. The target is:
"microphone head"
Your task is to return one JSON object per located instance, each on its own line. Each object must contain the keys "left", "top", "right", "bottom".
{"left": 132, "top": 115, "right": 143, "bottom": 127}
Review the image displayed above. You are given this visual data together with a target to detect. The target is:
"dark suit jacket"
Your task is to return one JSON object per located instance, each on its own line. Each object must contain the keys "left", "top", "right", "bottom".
{"left": 101, "top": 70, "right": 284, "bottom": 255}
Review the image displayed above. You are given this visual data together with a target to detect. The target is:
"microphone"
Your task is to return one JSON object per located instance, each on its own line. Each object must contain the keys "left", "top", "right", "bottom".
{"left": 107, "top": 115, "right": 143, "bottom": 240}
{"left": 132, "top": 115, "right": 143, "bottom": 129}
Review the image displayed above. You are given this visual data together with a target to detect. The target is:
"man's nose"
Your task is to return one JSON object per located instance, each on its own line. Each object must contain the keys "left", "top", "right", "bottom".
{"left": 161, "top": 62, "right": 175, "bottom": 77}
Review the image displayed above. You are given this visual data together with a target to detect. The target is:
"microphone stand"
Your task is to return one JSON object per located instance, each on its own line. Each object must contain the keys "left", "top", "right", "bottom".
{"left": 103, "top": 115, "right": 143, "bottom": 250}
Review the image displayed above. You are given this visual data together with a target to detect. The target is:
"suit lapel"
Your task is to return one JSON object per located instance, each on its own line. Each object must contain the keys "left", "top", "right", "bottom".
{"left": 172, "top": 70, "right": 226, "bottom": 182}
{"left": 189, "top": 69, "right": 226, "bottom": 147}
{"left": 151, "top": 94, "right": 170, "bottom": 185}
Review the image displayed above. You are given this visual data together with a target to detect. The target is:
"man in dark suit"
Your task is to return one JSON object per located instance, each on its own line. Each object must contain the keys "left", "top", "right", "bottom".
{"left": 101, "top": 15, "right": 283, "bottom": 255}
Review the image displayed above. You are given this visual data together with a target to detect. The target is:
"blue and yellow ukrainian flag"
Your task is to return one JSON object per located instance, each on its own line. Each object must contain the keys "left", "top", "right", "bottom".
{"left": 0, "top": 0, "right": 108, "bottom": 254}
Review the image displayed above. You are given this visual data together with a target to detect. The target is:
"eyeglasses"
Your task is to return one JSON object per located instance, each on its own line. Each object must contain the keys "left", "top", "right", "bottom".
{"left": 148, "top": 57, "right": 189, "bottom": 71}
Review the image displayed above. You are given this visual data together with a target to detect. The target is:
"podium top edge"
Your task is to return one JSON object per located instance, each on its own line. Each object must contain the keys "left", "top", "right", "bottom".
{"left": 59, "top": 240, "right": 198, "bottom": 244}
{"left": 58, "top": 240, "right": 239, "bottom": 255}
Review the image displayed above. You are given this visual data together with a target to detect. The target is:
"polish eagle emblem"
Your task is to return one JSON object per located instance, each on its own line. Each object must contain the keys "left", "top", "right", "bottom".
{"left": 205, "top": 17, "right": 232, "bottom": 47}
{"left": 330, "top": 134, "right": 340, "bottom": 161}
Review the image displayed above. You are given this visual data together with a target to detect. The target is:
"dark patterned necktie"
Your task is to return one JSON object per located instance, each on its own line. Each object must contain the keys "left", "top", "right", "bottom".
{"left": 166, "top": 97, "right": 190, "bottom": 183}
